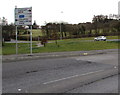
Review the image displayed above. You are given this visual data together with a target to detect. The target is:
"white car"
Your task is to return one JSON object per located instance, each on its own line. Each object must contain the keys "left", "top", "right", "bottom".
{"left": 94, "top": 36, "right": 106, "bottom": 41}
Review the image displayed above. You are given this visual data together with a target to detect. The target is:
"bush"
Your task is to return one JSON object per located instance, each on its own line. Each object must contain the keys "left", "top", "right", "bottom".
{"left": 23, "top": 31, "right": 30, "bottom": 34}
{"left": 41, "top": 37, "right": 48, "bottom": 47}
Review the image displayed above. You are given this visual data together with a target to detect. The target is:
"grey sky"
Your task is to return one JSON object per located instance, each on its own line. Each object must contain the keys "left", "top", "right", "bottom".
{"left": 0, "top": 0, "right": 119, "bottom": 25}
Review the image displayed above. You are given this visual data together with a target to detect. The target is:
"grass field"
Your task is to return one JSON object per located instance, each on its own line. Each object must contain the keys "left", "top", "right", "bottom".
{"left": 21, "top": 29, "right": 43, "bottom": 37}
{"left": 2, "top": 37, "right": 119, "bottom": 55}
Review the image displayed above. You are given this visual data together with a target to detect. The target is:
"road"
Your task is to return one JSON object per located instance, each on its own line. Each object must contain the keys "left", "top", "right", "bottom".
{"left": 67, "top": 75, "right": 118, "bottom": 93}
{"left": 5, "top": 39, "right": 120, "bottom": 43}
{"left": 2, "top": 51, "right": 118, "bottom": 93}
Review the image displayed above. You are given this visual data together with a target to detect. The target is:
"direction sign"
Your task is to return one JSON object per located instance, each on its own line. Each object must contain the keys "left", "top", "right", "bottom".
{"left": 15, "top": 7, "right": 32, "bottom": 25}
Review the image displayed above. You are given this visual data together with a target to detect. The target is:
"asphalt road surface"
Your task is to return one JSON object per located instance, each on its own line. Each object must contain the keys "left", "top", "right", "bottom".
{"left": 5, "top": 39, "right": 120, "bottom": 43}
{"left": 2, "top": 51, "right": 118, "bottom": 93}
{"left": 67, "top": 75, "right": 118, "bottom": 93}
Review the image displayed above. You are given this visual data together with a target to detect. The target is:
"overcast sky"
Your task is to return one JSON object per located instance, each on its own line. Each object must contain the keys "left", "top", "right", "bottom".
{"left": 0, "top": 0, "right": 119, "bottom": 25}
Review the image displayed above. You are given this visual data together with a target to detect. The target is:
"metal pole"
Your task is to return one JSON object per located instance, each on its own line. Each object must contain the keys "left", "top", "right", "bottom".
{"left": 30, "top": 25, "right": 32, "bottom": 55}
{"left": 15, "top": 6, "right": 18, "bottom": 55}
{"left": 16, "top": 25, "right": 18, "bottom": 54}
{"left": 1, "top": 19, "right": 3, "bottom": 47}
{"left": 60, "top": 23, "right": 62, "bottom": 40}
{"left": 60, "top": 11, "right": 63, "bottom": 40}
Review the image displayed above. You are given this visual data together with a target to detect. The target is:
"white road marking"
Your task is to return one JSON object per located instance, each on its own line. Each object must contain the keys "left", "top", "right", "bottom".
{"left": 43, "top": 70, "right": 104, "bottom": 85}
{"left": 18, "top": 88, "right": 22, "bottom": 91}
{"left": 80, "top": 70, "right": 104, "bottom": 76}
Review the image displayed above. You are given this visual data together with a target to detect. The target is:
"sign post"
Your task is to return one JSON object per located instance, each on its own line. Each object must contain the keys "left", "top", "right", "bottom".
{"left": 15, "top": 25, "right": 18, "bottom": 54}
{"left": 15, "top": 7, "right": 32, "bottom": 55}
{"left": 30, "top": 26, "right": 32, "bottom": 55}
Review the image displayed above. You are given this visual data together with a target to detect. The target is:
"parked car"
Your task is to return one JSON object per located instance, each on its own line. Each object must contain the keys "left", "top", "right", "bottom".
{"left": 94, "top": 36, "right": 106, "bottom": 41}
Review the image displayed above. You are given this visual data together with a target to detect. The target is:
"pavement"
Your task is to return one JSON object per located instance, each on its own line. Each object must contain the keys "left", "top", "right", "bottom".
{"left": 2, "top": 49, "right": 118, "bottom": 62}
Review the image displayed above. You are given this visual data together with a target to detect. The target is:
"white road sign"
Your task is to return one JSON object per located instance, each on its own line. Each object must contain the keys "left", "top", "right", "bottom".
{"left": 15, "top": 7, "right": 32, "bottom": 25}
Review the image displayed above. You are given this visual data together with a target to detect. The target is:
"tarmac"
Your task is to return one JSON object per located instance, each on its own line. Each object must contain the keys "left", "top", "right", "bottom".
{"left": 2, "top": 49, "right": 118, "bottom": 62}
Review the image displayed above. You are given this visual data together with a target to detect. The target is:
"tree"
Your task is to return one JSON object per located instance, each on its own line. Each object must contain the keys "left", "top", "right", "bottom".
{"left": 49, "top": 23, "right": 59, "bottom": 46}
{"left": 92, "top": 15, "right": 109, "bottom": 36}
{"left": 41, "top": 37, "right": 48, "bottom": 47}
{"left": 41, "top": 23, "right": 60, "bottom": 47}
{"left": 61, "top": 23, "right": 67, "bottom": 37}
{"left": 113, "top": 21, "right": 120, "bottom": 35}
{"left": 77, "top": 25, "right": 86, "bottom": 37}
{"left": 2, "top": 17, "right": 8, "bottom": 25}
{"left": 1, "top": 17, "right": 15, "bottom": 46}
{"left": 2, "top": 24, "right": 15, "bottom": 41}
{"left": 32, "top": 20, "right": 39, "bottom": 29}
{"left": 2, "top": 17, "right": 15, "bottom": 42}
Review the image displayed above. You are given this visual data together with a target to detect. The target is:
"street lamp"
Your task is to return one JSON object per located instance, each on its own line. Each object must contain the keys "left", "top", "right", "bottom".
{"left": 0, "top": 18, "right": 2, "bottom": 47}
{"left": 60, "top": 11, "right": 63, "bottom": 40}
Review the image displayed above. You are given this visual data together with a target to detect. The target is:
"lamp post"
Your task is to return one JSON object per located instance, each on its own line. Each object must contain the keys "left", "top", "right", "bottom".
{"left": 0, "top": 18, "right": 2, "bottom": 47}
{"left": 60, "top": 11, "right": 63, "bottom": 40}
{"left": 60, "top": 22, "right": 62, "bottom": 40}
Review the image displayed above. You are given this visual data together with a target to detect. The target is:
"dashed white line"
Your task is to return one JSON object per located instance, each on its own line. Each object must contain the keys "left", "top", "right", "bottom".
{"left": 43, "top": 74, "right": 79, "bottom": 85}
{"left": 43, "top": 70, "right": 104, "bottom": 85}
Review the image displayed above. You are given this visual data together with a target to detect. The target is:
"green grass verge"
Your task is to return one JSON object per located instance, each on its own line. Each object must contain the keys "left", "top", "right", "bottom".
{"left": 2, "top": 40, "right": 119, "bottom": 55}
